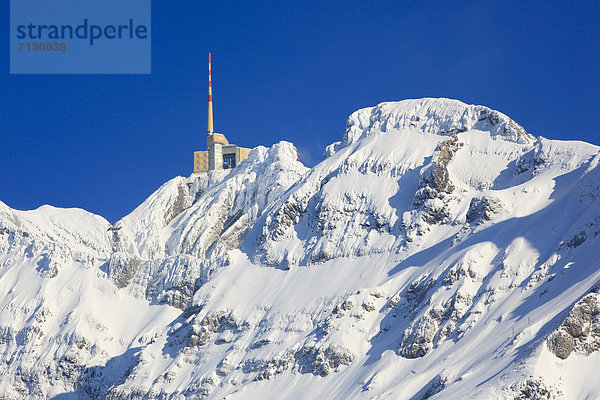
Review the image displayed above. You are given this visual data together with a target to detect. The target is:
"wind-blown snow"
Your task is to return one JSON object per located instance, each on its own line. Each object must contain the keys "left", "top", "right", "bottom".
{"left": 0, "top": 98, "right": 599, "bottom": 399}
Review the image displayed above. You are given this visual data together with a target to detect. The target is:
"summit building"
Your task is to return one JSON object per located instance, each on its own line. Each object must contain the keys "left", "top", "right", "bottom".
{"left": 194, "top": 53, "right": 251, "bottom": 173}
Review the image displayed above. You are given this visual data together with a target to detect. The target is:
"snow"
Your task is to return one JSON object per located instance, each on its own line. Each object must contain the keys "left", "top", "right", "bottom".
{"left": 0, "top": 98, "right": 599, "bottom": 398}
{"left": 336, "top": 98, "right": 535, "bottom": 153}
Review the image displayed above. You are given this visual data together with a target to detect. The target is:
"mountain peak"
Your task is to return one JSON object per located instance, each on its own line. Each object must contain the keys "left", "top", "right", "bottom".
{"left": 326, "top": 98, "right": 534, "bottom": 157}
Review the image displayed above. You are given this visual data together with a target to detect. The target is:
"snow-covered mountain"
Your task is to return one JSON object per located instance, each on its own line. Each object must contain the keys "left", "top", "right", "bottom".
{"left": 1, "top": 98, "right": 599, "bottom": 399}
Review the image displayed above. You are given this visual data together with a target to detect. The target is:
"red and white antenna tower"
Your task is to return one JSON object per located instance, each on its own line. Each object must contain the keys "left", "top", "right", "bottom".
{"left": 207, "top": 52, "right": 214, "bottom": 135}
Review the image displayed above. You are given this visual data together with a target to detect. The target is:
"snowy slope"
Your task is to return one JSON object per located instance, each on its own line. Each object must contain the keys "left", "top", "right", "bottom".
{"left": 0, "top": 98, "right": 599, "bottom": 399}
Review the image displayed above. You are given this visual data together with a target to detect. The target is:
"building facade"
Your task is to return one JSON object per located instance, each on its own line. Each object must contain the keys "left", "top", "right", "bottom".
{"left": 194, "top": 133, "right": 251, "bottom": 173}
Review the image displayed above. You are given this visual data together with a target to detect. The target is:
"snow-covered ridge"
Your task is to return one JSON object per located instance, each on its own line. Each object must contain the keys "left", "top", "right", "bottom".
{"left": 0, "top": 98, "right": 599, "bottom": 399}
{"left": 112, "top": 141, "right": 307, "bottom": 261}
{"left": 326, "top": 98, "right": 535, "bottom": 157}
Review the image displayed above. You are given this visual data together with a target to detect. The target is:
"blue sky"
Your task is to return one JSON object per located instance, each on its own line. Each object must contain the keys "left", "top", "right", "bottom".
{"left": 1, "top": 0, "right": 599, "bottom": 222}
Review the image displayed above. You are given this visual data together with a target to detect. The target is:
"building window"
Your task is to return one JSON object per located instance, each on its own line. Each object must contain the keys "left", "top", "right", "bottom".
{"left": 223, "top": 153, "right": 236, "bottom": 169}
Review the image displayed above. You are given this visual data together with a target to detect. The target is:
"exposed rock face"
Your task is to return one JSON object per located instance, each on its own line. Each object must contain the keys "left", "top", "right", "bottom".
{"left": 566, "top": 230, "right": 587, "bottom": 248}
{"left": 399, "top": 316, "right": 439, "bottom": 359}
{"left": 411, "top": 135, "right": 463, "bottom": 225}
{"left": 294, "top": 344, "right": 355, "bottom": 376}
{"left": 433, "top": 135, "right": 459, "bottom": 194}
{"left": 466, "top": 196, "right": 505, "bottom": 224}
{"left": 242, "top": 344, "right": 355, "bottom": 381}
{"left": 547, "top": 293, "right": 600, "bottom": 359}
{"left": 416, "top": 374, "right": 449, "bottom": 400}
{"left": 185, "top": 311, "right": 250, "bottom": 348}
{"left": 242, "top": 351, "right": 295, "bottom": 381}
{"left": 141, "top": 255, "right": 207, "bottom": 309}
{"left": 163, "top": 310, "right": 251, "bottom": 349}
{"left": 397, "top": 285, "right": 475, "bottom": 359}
{"left": 106, "top": 252, "right": 141, "bottom": 289}
{"left": 547, "top": 331, "right": 575, "bottom": 360}
{"left": 164, "top": 181, "right": 189, "bottom": 226}
{"left": 509, "top": 379, "right": 561, "bottom": 400}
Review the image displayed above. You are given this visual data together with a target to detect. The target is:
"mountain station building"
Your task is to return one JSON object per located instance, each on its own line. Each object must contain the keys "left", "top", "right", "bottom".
{"left": 194, "top": 53, "right": 251, "bottom": 173}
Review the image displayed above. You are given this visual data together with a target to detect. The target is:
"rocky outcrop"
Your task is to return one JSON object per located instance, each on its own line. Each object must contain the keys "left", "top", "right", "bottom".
{"left": 433, "top": 136, "right": 459, "bottom": 194}
{"left": 412, "top": 135, "right": 462, "bottom": 225}
{"left": 294, "top": 344, "right": 355, "bottom": 377}
{"left": 466, "top": 196, "right": 506, "bottom": 224}
{"left": 242, "top": 351, "right": 295, "bottom": 381}
{"left": 106, "top": 252, "right": 141, "bottom": 289}
{"left": 141, "top": 255, "right": 207, "bottom": 309}
{"left": 508, "top": 378, "right": 562, "bottom": 400}
{"left": 181, "top": 311, "right": 249, "bottom": 348}
{"left": 547, "top": 293, "right": 600, "bottom": 359}
{"left": 566, "top": 230, "right": 587, "bottom": 248}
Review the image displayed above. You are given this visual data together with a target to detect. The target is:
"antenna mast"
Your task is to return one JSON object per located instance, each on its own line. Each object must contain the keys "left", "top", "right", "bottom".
{"left": 207, "top": 53, "right": 214, "bottom": 135}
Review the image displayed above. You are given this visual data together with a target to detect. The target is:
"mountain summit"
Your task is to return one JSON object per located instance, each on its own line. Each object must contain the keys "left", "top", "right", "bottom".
{"left": 1, "top": 98, "right": 599, "bottom": 399}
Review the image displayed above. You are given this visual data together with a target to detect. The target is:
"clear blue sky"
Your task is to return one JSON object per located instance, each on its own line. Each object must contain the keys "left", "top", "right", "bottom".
{"left": 1, "top": 1, "right": 599, "bottom": 222}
